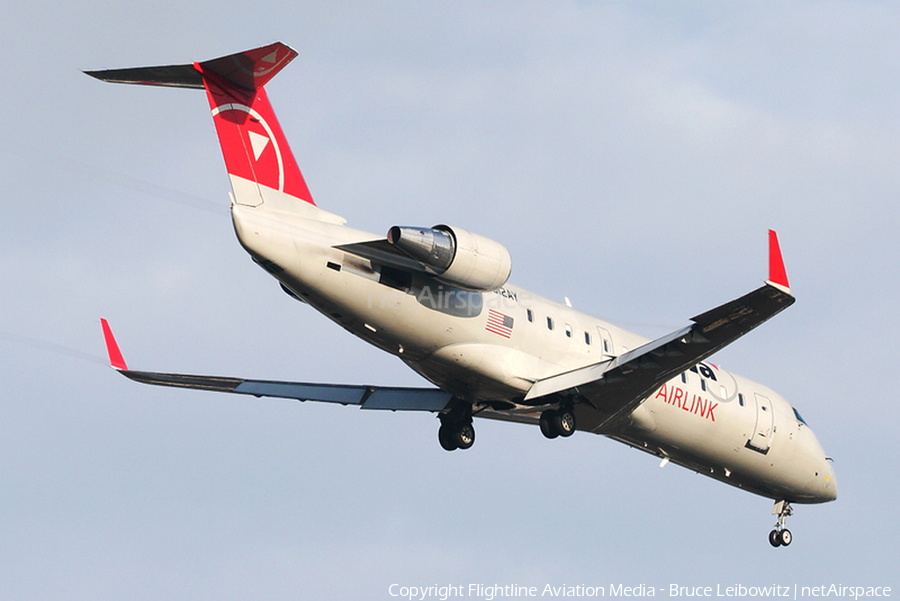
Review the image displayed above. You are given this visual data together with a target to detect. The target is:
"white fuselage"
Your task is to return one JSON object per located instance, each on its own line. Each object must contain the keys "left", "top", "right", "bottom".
{"left": 230, "top": 199, "right": 837, "bottom": 505}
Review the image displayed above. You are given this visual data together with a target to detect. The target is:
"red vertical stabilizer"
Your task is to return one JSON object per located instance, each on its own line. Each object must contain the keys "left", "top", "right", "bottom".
{"left": 85, "top": 42, "right": 315, "bottom": 208}
{"left": 195, "top": 43, "right": 315, "bottom": 206}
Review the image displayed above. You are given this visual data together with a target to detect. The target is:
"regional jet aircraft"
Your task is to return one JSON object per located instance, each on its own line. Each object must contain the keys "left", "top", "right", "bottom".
{"left": 87, "top": 42, "right": 836, "bottom": 547}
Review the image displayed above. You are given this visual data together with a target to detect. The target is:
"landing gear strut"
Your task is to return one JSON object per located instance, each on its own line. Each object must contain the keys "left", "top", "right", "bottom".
{"left": 768, "top": 500, "right": 793, "bottom": 547}
{"left": 540, "top": 406, "right": 576, "bottom": 439}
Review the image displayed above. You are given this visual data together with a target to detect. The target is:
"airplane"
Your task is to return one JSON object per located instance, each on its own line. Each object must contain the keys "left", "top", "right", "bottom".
{"left": 87, "top": 42, "right": 836, "bottom": 548}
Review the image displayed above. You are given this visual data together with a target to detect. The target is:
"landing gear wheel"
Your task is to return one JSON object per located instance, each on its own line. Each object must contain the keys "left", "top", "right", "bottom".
{"left": 438, "top": 423, "right": 459, "bottom": 451}
{"left": 768, "top": 530, "right": 782, "bottom": 547}
{"left": 438, "top": 402, "right": 475, "bottom": 452}
{"left": 779, "top": 529, "right": 792, "bottom": 546}
{"left": 768, "top": 500, "right": 794, "bottom": 549}
{"left": 540, "top": 410, "right": 559, "bottom": 439}
{"left": 454, "top": 422, "right": 475, "bottom": 450}
{"left": 554, "top": 409, "right": 576, "bottom": 437}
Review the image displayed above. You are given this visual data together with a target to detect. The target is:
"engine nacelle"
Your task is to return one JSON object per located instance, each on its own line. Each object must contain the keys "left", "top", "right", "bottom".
{"left": 387, "top": 224, "right": 512, "bottom": 291}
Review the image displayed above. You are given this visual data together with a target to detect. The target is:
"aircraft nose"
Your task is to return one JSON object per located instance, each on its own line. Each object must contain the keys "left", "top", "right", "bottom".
{"left": 801, "top": 425, "right": 837, "bottom": 503}
{"left": 822, "top": 459, "right": 838, "bottom": 502}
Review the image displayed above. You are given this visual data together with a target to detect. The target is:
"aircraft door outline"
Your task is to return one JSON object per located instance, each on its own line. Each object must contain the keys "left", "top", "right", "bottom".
{"left": 746, "top": 392, "right": 775, "bottom": 454}
{"left": 596, "top": 326, "right": 615, "bottom": 359}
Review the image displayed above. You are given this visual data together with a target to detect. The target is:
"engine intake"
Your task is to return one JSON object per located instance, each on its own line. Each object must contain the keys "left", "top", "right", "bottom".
{"left": 387, "top": 225, "right": 512, "bottom": 291}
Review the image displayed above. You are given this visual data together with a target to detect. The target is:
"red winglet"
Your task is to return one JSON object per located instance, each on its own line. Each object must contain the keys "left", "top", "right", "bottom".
{"left": 768, "top": 230, "right": 790, "bottom": 291}
{"left": 100, "top": 318, "right": 128, "bottom": 371}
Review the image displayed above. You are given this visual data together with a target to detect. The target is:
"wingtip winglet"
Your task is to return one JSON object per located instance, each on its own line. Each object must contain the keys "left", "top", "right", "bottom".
{"left": 767, "top": 230, "right": 791, "bottom": 293}
{"left": 100, "top": 318, "right": 128, "bottom": 371}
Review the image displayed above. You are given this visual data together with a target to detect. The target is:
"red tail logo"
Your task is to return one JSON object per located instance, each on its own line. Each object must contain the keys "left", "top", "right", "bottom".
{"left": 196, "top": 44, "right": 315, "bottom": 206}
{"left": 86, "top": 42, "right": 316, "bottom": 207}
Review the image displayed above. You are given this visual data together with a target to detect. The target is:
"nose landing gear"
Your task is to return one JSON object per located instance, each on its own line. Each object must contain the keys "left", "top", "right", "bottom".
{"left": 768, "top": 500, "right": 793, "bottom": 547}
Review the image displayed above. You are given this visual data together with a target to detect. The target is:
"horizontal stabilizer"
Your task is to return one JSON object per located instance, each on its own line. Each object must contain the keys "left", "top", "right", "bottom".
{"left": 85, "top": 64, "right": 203, "bottom": 89}
{"left": 85, "top": 42, "right": 297, "bottom": 91}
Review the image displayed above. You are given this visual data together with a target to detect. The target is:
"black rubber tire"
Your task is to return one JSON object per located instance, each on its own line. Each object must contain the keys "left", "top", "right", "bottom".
{"left": 540, "top": 410, "right": 559, "bottom": 439}
{"left": 438, "top": 423, "right": 458, "bottom": 451}
{"left": 554, "top": 409, "right": 577, "bottom": 437}
{"left": 769, "top": 529, "right": 782, "bottom": 547}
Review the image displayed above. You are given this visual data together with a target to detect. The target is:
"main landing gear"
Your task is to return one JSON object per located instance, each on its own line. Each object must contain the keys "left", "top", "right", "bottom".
{"left": 539, "top": 406, "right": 577, "bottom": 439}
{"left": 437, "top": 403, "right": 578, "bottom": 451}
{"left": 768, "top": 500, "right": 793, "bottom": 548}
{"left": 438, "top": 419, "right": 474, "bottom": 451}
{"left": 438, "top": 404, "right": 475, "bottom": 452}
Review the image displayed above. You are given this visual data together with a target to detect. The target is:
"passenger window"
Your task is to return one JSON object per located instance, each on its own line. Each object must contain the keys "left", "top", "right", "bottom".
{"left": 738, "top": 393, "right": 744, "bottom": 407}
{"left": 565, "top": 324, "right": 573, "bottom": 338}
{"left": 547, "top": 316, "right": 554, "bottom": 330}
{"left": 526, "top": 309, "right": 534, "bottom": 323}
{"left": 681, "top": 373, "right": 687, "bottom": 384}
{"left": 584, "top": 332, "right": 591, "bottom": 345}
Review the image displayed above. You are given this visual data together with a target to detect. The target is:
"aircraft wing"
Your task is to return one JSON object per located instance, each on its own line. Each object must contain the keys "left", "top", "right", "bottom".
{"left": 100, "top": 320, "right": 453, "bottom": 412}
{"left": 521, "top": 230, "right": 795, "bottom": 432}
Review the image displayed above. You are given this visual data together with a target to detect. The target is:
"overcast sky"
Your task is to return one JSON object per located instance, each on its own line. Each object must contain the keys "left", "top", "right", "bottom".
{"left": 1, "top": 2, "right": 897, "bottom": 599}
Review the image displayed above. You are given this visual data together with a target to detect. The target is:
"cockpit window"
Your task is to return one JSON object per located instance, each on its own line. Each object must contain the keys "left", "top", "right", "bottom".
{"left": 792, "top": 407, "right": 808, "bottom": 425}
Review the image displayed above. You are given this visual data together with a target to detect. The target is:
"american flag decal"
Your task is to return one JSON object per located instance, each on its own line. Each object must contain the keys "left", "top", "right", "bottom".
{"left": 485, "top": 309, "right": 514, "bottom": 338}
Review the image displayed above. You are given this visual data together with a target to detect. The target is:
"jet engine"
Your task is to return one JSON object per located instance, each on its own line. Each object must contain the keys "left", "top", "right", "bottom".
{"left": 387, "top": 225, "right": 512, "bottom": 291}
